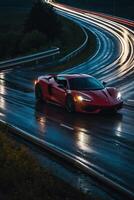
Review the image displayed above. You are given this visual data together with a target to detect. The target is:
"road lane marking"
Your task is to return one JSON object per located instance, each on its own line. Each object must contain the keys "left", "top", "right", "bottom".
{"left": 127, "top": 99, "right": 134, "bottom": 102}
{"left": 60, "top": 123, "right": 74, "bottom": 131}
{"left": 124, "top": 99, "right": 134, "bottom": 107}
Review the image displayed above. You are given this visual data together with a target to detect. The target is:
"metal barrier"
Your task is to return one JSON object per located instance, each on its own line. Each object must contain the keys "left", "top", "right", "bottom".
{"left": 0, "top": 47, "right": 60, "bottom": 70}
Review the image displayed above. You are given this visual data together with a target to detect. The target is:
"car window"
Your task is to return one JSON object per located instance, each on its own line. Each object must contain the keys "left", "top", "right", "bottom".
{"left": 57, "top": 79, "right": 67, "bottom": 88}
{"left": 55, "top": 77, "right": 68, "bottom": 88}
{"left": 69, "top": 77, "right": 104, "bottom": 90}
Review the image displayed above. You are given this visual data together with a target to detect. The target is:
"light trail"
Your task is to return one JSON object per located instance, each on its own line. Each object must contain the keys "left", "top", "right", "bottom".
{"left": 50, "top": 2, "right": 134, "bottom": 100}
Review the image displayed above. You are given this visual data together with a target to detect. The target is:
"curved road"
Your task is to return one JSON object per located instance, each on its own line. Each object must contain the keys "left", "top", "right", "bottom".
{"left": 0, "top": 2, "right": 134, "bottom": 199}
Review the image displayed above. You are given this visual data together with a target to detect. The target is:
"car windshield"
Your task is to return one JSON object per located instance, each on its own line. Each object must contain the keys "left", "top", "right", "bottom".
{"left": 69, "top": 77, "right": 104, "bottom": 90}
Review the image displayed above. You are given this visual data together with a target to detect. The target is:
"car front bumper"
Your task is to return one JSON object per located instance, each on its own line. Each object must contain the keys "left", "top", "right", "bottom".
{"left": 75, "top": 101, "right": 123, "bottom": 113}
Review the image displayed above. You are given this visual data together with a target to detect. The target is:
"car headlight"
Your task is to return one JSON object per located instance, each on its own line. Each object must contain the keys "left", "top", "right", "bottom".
{"left": 76, "top": 95, "right": 92, "bottom": 102}
{"left": 117, "top": 92, "right": 122, "bottom": 100}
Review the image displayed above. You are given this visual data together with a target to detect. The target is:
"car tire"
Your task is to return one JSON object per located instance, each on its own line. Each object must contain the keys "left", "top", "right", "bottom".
{"left": 66, "top": 95, "right": 75, "bottom": 113}
{"left": 35, "top": 83, "right": 44, "bottom": 102}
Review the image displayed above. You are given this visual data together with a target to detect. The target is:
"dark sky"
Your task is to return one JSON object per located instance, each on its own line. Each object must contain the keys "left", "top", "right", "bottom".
{"left": 0, "top": 0, "right": 33, "bottom": 6}
{"left": 56, "top": 0, "right": 134, "bottom": 19}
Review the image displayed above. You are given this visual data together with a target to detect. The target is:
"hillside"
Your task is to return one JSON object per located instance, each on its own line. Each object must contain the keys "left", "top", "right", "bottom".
{"left": 0, "top": 0, "right": 33, "bottom": 32}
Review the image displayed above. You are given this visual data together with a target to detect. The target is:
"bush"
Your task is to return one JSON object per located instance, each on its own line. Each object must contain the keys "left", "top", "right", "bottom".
{"left": 0, "top": 31, "right": 22, "bottom": 60}
{"left": 0, "top": 30, "right": 48, "bottom": 60}
{"left": 20, "top": 30, "right": 47, "bottom": 53}
{"left": 0, "top": 0, "right": 63, "bottom": 60}
{"left": 24, "top": 0, "right": 62, "bottom": 40}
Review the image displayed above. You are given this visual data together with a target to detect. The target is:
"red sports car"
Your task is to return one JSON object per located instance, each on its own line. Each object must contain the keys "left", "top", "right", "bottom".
{"left": 35, "top": 74, "right": 123, "bottom": 113}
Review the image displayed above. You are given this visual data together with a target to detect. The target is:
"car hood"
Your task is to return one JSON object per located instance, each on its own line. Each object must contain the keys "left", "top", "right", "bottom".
{"left": 77, "top": 88, "right": 116, "bottom": 105}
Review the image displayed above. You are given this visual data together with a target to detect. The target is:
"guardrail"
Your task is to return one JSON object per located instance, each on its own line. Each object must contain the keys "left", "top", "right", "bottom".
{"left": 59, "top": 26, "right": 89, "bottom": 63}
{"left": 0, "top": 47, "right": 60, "bottom": 70}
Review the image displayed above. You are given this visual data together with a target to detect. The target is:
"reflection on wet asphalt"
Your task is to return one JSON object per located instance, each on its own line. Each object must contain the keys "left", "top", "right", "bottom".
{"left": 0, "top": 67, "right": 134, "bottom": 193}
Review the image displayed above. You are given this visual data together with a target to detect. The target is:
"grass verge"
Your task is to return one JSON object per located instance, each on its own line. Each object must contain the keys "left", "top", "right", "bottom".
{"left": 0, "top": 123, "right": 90, "bottom": 200}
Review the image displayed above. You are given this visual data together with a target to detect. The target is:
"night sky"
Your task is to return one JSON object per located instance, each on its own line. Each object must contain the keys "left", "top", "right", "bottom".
{"left": 56, "top": 0, "right": 134, "bottom": 19}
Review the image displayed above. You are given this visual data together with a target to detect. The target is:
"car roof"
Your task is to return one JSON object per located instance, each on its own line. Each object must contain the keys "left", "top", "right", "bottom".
{"left": 38, "top": 74, "right": 92, "bottom": 81}
{"left": 57, "top": 74, "right": 92, "bottom": 80}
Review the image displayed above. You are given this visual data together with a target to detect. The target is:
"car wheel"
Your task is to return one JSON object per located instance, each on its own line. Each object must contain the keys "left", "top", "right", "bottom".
{"left": 66, "top": 95, "right": 75, "bottom": 113}
{"left": 35, "top": 83, "right": 44, "bottom": 102}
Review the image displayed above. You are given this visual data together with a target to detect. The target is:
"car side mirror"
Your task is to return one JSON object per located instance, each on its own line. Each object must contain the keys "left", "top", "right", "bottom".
{"left": 102, "top": 81, "right": 107, "bottom": 86}
{"left": 58, "top": 84, "right": 65, "bottom": 90}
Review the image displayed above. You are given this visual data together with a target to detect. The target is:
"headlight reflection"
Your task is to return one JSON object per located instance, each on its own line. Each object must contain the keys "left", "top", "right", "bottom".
{"left": 76, "top": 130, "right": 93, "bottom": 153}
{"left": 0, "top": 73, "right": 6, "bottom": 109}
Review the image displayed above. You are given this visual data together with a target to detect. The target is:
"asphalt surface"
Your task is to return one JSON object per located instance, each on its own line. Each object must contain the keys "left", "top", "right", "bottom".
{"left": 0, "top": 3, "right": 134, "bottom": 199}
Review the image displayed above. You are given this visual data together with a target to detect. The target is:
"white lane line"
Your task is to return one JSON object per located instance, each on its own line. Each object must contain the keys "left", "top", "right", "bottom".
{"left": 60, "top": 123, "right": 74, "bottom": 131}
{"left": 124, "top": 99, "right": 134, "bottom": 107}
{"left": 127, "top": 99, "right": 134, "bottom": 102}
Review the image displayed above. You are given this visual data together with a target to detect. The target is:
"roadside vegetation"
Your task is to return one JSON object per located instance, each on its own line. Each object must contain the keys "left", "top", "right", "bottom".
{"left": 0, "top": 124, "right": 90, "bottom": 200}
{"left": 0, "top": 0, "right": 61, "bottom": 60}
{"left": 0, "top": 0, "right": 86, "bottom": 61}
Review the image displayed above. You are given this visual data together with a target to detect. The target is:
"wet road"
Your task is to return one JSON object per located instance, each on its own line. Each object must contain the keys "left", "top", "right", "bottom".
{"left": 0, "top": 3, "right": 134, "bottom": 198}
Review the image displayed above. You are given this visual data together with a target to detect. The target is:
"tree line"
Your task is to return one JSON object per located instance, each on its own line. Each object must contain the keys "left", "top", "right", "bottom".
{"left": 0, "top": 0, "right": 62, "bottom": 60}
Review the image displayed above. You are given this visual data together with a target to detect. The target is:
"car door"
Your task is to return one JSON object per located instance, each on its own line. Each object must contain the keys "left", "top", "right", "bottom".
{"left": 50, "top": 78, "right": 67, "bottom": 105}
